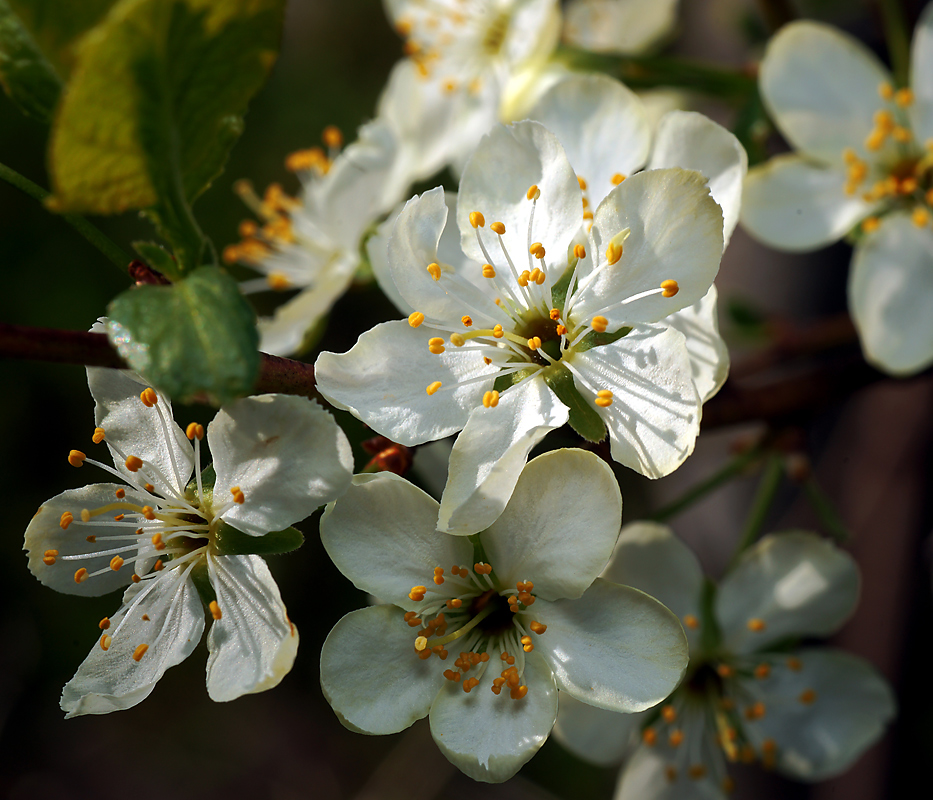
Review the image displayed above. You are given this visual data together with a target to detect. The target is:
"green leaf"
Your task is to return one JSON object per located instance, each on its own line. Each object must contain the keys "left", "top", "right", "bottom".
{"left": 107, "top": 265, "right": 260, "bottom": 404}
{"left": 133, "top": 240, "right": 181, "bottom": 280}
{"left": 211, "top": 519, "right": 304, "bottom": 555}
{"left": 0, "top": 0, "right": 62, "bottom": 121}
{"left": 542, "top": 365, "right": 606, "bottom": 444}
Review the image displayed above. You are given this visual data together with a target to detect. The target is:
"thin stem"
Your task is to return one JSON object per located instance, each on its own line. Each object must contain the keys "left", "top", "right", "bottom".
{"left": 803, "top": 477, "right": 850, "bottom": 543}
{"left": 879, "top": 0, "right": 911, "bottom": 87}
{"left": 650, "top": 445, "right": 766, "bottom": 523}
{"left": 0, "top": 161, "right": 132, "bottom": 272}
{"left": 727, "top": 454, "right": 784, "bottom": 571}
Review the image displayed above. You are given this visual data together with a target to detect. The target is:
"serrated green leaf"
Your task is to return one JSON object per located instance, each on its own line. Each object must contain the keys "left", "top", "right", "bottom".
{"left": 211, "top": 519, "right": 304, "bottom": 555}
{"left": 542, "top": 365, "right": 606, "bottom": 443}
{"left": 107, "top": 265, "right": 260, "bottom": 404}
{"left": 48, "top": 0, "right": 284, "bottom": 227}
{"left": 0, "top": 0, "right": 62, "bottom": 121}
{"left": 133, "top": 240, "right": 181, "bottom": 280}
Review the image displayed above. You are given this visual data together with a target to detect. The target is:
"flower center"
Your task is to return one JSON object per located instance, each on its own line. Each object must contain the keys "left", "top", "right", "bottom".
{"left": 481, "top": 10, "right": 511, "bottom": 56}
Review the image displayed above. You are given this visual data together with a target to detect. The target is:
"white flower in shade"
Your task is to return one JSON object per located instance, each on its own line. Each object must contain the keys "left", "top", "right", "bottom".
{"left": 319, "top": 449, "right": 688, "bottom": 783}
{"left": 554, "top": 524, "right": 896, "bottom": 798}
{"left": 24, "top": 368, "right": 353, "bottom": 716}
{"left": 223, "top": 122, "right": 402, "bottom": 356}
{"left": 316, "top": 120, "right": 724, "bottom": 535}
{"left": 563, "top": 0, "right": 680, "bottom": 56}
{"left": 740, "top": 8, "right": 933, "bottom": 375}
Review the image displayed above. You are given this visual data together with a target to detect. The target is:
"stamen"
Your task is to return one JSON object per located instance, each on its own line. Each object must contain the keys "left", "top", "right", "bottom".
{"left": 683, "top": 614, "right": 699, "bottom": 629}
{"left": 185, "top": 422, "right": 204, "bottom": 440}
{"left": 125, "top": 456, "right": 144, "bottom": 472}
{"left": 879, "top": 81, "right": 894, "bottom": 100}
{"left": 912, "top": 207, "right": 930, "bottom": 227}
{"left": 595, "top": 390, "right": 613, "bottom": 408}
{"left": 426, "top": 262, "right": 441, "bottom": 281}
{"left": 669, "top": 729, "right": 684, "bottom": 747}
{"left": 591, "top": 316, "right": 608, "bottom": 333}
{"left": 482, "top": 264, "right": 496, "bottom": 278}
{"left": 449, "top": 333, "right": 465, "bottom": 347}
{"left": 754, "top": 663, "right": 771, "bottom": 679}
{"left": 115, "top": 489, "right": 125, "bottom": 499}
{"left": 490, "top": 222, "right": 506, "bottom": 235}
{"left": 100, "top": 634, "right": 111, "bottom": 651}
{"left": 109, "top": 556, "right": 124, "bottom": 571}
{"left": 798, "top": 688, "right": 817, "bottom": 705}
{"left": 573, "top": 243, "right": 586, "bottom": 260}
{"left": 99, "top": 617, "right": 110, "bottom": 630}
{"left": 526, "top": 185, "right": 540, "bottom": 201}
{"left": 92, "top": 428, "right": 106, "bottom": 444}
{"left": 577, "top": 176, "right": 587, "bottom": 191}
{"left": 42, "top": 549, "right": 58, "bottom": 566}
{"left": 322, "top": 124, "right": 343, "bottom": 149}
{"left": 747, "top": 618, "right": 766, "bottom": 632}
{"left": 68, "top": 450, "right": 86, "bottom": 468}
{"left": 210, "top": 600, "right": 222, "bottom": 620}
{"left": 482, "top": 390, "right": 499, "bottom": 408}
{"left": 60, "top": 512, "right": 74, "bottom": 530}
{"left": 132, "top": 644, "right": 149, "bottom": 662}
{"left": 611, "top": 173, "right": 625, "bottom": 185}
{"left": 660, "top": 279, "right": 680, "bottom": 298}
{"left": 74, "top": 568, "right": 89, "bottom": 584}
{"left": 529, "top": 621, "right": 546, "bottom": 634}
{"left": 428, "top": 337, "right": 446, "bottom": 354}
{"left": 408, "top": 311, "right": 425, "bottom": 328}
{"left": 469, "top": 211, "right": 486, "bottom": 228}
{"left": 862, "top": 216, "right": 881, "bottom": 233}
{"left": 426, "top": 381, "right": 442, "bottom": 395}
{"left": 643, "top": 728, "right": 657, "bottom": 745}
{"left": 895, "top": 88, "right": 914, "bottom": 107}
{"left": 140, "top": 387, "right": 158, "bottom": 407}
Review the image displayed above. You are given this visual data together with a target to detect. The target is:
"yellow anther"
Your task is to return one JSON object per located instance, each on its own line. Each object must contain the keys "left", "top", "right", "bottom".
{"left": 879, "top": 81, "right": 894, "bottom": 100}
{"left": 547, "top": 308, "right": 561, "bottom": 321}
{"left": 230, "top": 486, "right": 245, "bottom": 504}
{"left": 144, "top": 483, "right": 155, "bottom": 493}
{"left": 115, "top": 488, "right": 125, "bottom": 499}
{"left": 91, "top": 427, "right": 106, "bottom": 444}
{"left": 100, "top": 634, "right": 112, "bottom": 651}
{"left": 428, "top": 337, "right": 446, "bottom": 354}
{"left": 843, "top": 148, "right": 859, "bottom": 164}
{"left": 682, "top": 614, "right": 699, "bottom": 629}
{"left": 526, "top": 184, "right": 540, "bottom": 201}
{"left": 133, "top": 644, "right": 149, "bottom": 662}
{"left": 529, "top": 241, "right": 544, "bottom": 257}
{"left": 744, "top": 701, "right": 766, "bottom": 720}
{"left": 142, "top": 614, "right": 149, "bottom": 621}
{"left": 594, "top": 389, "right": 613, "bottom": 408}
{"left": 591, "top": 316, "right": 608, "bottom": 333}
{"left": 688, "top": 765, "right": 707, "bottom": 780}
{"left": 482, "top": 264, "right": 496, "bottom": 279}
{"left": 60, "top": 512, "right": 74, "bottom": 530}
{"left": 460, "top": 315, "right": 473, "bottom": 328}
{"left": 284, "top": 147, "right": 326, "bottom": 173}
{"left": 74, "top": 568, "right": 89, "bottom": 584}
{"left": 449, "top": 333, "right": 465, "bottom": 347}
{"left": 414, "top": 636, "right": 428, "bottom": 651}
{"left": 426, "top": 381, "right": 442, "bottom": 396}
{"left": 862, "top": 216, "right": 881, "bottom": 233}
{"left": 490, "top": 221, "right": 506, "bottom": 235}
{"left": 409, "top": 586, "right": 428, "bottom": 601}
{"left": 469, "top": 211, "right": 486, "bottom": 228}
{"left": 109, "top": 556, "right": 124, "bottom": 571}
{"left": 267, "top": 272, "right": 291, "bottom": 291}
{"left": 660, "top": 279, "right": 680, "bottom": 298}
{"left": 573, "top": 243, "right": 586, "bottom": 260}
{"left": 611, "top": 173, "right": 626, "bottom": 185}
{"left": 747, "top": 618, "right": 766, "bottom": 632}
{"left": 798, "top": 688, "right": 817, "bottom": 705}
{"left": 463, "top": 677, "right": 481, "bottom": 693}
{"left": 642, "top": 727, "right": 657, "bottom": 746}
{"left": 510, "top": 685, "right": 528, "bottom": 700}
{"left": 426, "top": 262, "right": 442, "bottom": 281}
{"left": 80, "top": 509, "right": 91, "bottom": 523}
{"left": 139, "top": 387, "right": 158, "bottom": 407}
{"left": 893, "top": 126, "right": 912, "bottom": 143}
{"left": 322, "top": 124, "right": 343, "bottom": 149}
{"left": 577, "top": 175, "right": 587, "bottom": 191}
{"left": 529, "top": 620, "right": 547, "bottom": 634}
{"left": 86, "top": 536, "right": 96, "bottom": 543}
{"left": 408, "top": 312, "right": 426, "bottom": 329}
{"left": 874, "top": 109, "right": 895, "bottom": 130}
{"left": 669, "top": 729, "right": 684, "bottom": 747}
{"left": 482, "top": 390, "right": 500, "bottom": 408}
{"left": 717, "top": 664, "right": 734, "bottom": 679}
{"left": 444, "top": 669, "right": 461, "bottom": 682}
{"left": 754, "top": 663, "right": 771, "bottom": 680}
{"left": 533, "top": 269, "right": 546, "bottom": 284}
{"left": 661, "top": 705, "right": 677, "bottom": 723}
{"left": 433, "top": 574, "right": 445, "bottom": 586}
{"left": 151, "top": 533, "right": 165, "bottom": 550}
{"left": 125, "top": 455, "right": 143, "bottom": 472}
{"left": 492, "top": 325, "right": 504, "bottom": 339}
{"left": 42, "top": 549, "right": 58, "bottom": 566}
{"left": 527, "top": 336, "right": 542, "bottom": 350}
{"left": 895, "top": 87, "right": 914, "bottom": 107}
{"left": 899, "top": 176, "right": 918, "bottom": 195}
{"left": 583, "top": 210, "right": 594, "bottom": 220}
{"left": 786, "top": 656, "right": 803, "bottom": 671}
{"left": 443, "top": 79, "right": 457, "bottom": 93}
{"left": 142, "top": 506, "right": 156, "bottom": 520}
{"left": 68, "top": 450, "right": 86, "bottom": 468}
{"left": 209, "top": 600, "right": 222, "bottom": 620}
{"left": 132, "top": 573, "right": 141, "bottom": 583}
{"left": 865, "top": 129, "right": 886, "bottom": 151}
{"left": 99, "top": 617, "right": 110, "bottom": 630}
{"left": 606, "top": 242, "right": 623, "bottom": 265}
{"left": 556, "top": 324, "right": 567, "bottom": 336}
{"left": 446, "top": 598, "right": 462, "bottom": 609}
{"left": 185, "top": 422, "right": 202, "bottom": 440}
{"left": 912, "top": 207, "right": 930, "bottom": 227}
{"left": 517, "top": 270, "right": 530, "bottom": 287}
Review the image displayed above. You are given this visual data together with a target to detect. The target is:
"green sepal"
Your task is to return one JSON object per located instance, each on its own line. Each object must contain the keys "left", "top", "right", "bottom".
{"left": 548, "top": 261, "right": 576, "bottom": 314}
{"left": 542, "top": 365, "right": 606, "bottom": 444}
{"left": 697, "top": 577, "right": 722, "bottom": 657}
{"left": 133, "top": 240, "right": 181, "bottom": 281}
{"left": 575, "top": 326, "right": 632, "bottom": 353}
{"left": 0, "top": 0, "right": 62, "bottom": 121}
{"left": 190, "top": 560, "right": 216, "bottom": 607}
{"left": 211, "top": 519, "right": 304, "bottom": 555}
{"left": 184, "top": 462, "right": 215, "bottom": 506}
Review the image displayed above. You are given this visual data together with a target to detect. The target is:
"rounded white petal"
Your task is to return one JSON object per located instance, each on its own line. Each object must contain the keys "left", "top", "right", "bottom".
{"left": 532, "top": 579, "right": 688, "bottom": 712}
{"left": 648, "top": 110, "right": 748, "bottom": 247}
{"left": 315, "top": 320, "right": 496, "bottom": 446}
{"left": 457, "top": 121, "right": 582, "bottom": 271}
{"left": 717, "top": 532, "right": 859, "bottom": 655}
{"left": 437, "top": 376, "right": 570, "bottom": 535}
{"left": 759, "top": 21, "right": 892, "bottom": 162}
{"left": 205, "top": 554, "right": 298, "bottom": 701}
{"left": 742, "top": 648, "right": 895, "bottom": 780}
{"left": 527, "top": 73, "right": 651, "bottom": 204}
{"left": 849, "top": 215, "right": 933, "bottom": 376}
{"left": 741, "top": 154, "right": 873, "bottom": 251}
{"left": 429, "top": 650, "right": 558, "bottom": 783}
{"left": 615, "top": 741, "right": 728, "bottom": 800}
{"left": 911, "top": 4, "right": 933, "bottom": 143}
{"left": 320, "top": 473, "right": 473, "bottom": 607}
{"left": 572, "top": 168, "right": 723, "bottom": 326}
{"left": 563, "top": 0, "right": 679, "bottom": 56}
{"left": 553, "top": 691, "right": 642, "bottom": 766}
{"left": 570, "top": 326, "right": 701, "bottom": 479}
{"left": 663, "top": 284, "right": 730, "bottom": 404}
{"left": 87, "top": 365, "right": 194, "bottom": 496}
{"left": 61, "top": 564, "right": 205, "bottom": 716}
{"left": 25, "top": 484, "right": 151, "bottom": 597}
{"left": 481, "top": 448, "right": 621, "bottom": 600}
{"left": 209, "top": 394, "right": 353, "bottom": 536}
{"left": 321, "top": 604, "right": 447, "bottom": 734}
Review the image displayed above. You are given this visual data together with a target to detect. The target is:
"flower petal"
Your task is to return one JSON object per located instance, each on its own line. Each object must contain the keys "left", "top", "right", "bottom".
{"left": 481, "top": 448, "right": 621, "bottom": 599}
{"left": 321, "top": 604, "right": 447, "bottom": 734}
{"left": 527, "top": 73, "right": 651, "bottom": 205}
{"left": 571, "top": 168, "right": 723, "bottom": 327}
{"left": 553, "top": 691, "right": 642, "bottom": 765}
{"left": 648, "top": 110, "right": 748, "bottom": 247}
{"left": 911, "top": 4, "right": 933, "bottom": 143}
{"left": 663, "top": 284, "right": 730, "bottom": 404}
{"left": 437, "top": 376, "right": 570, "bottom": 535}
{"left": 87, "top": 365, "right": 194, "bottom": 496}
{"left": 848, "top": 214, "right": 933, "bottom": 376}
{"left": 741, "top": 154, "right": 873, "bottom": 251}
{"left": 717, "top": 532, "right": 859, "bottom": 655}
{"left": 60, "top": 563, "right": 205, "bottom": 716}
{"left": 429, "top": 650, "right": 558, "bottom": 783}
{"left": 532, "top": 579, "right": 688, "bottom": 712}
{"left": 315, "top": 320, "right": 496, "bottom": 446}
{"left": 25, "top": 484, "right": 152, "bottom": 597}
{"left": 759, "top": 21, "right": 892, "bottom": 162}
{"left": 457, "top": 121, "right": 582, "bottom": 273}
{"left": 570, "top": 325, "right": 701, "bottom": 479}
{"left": 615, "top": 740, "right": 729, "bottom": 800}
{"left": 741, "top": 648, "right": 895, "bottom": 780}
{"left": 320, "top": 473, "right": 473, "bottom": 607}
{"left": 209, "top": 394, "right": 353, "bottom": 536}
{"left": 563, "top": 0, "right": 679, "bottom": 55}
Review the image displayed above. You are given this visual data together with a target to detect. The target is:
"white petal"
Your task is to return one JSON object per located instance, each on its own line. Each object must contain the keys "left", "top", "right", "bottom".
{"left": 527, "top": 73, "right": 651, "bottom": 205}
{"left": 87, "top": 365, "right": 194, "bottom": 496}
{"left": 759, "top": 21, "right": 892, "bottom": 162}
{"left": 615, "top": 742, "right": 728, "bottom": 800}
{"left": 563, "top": 0, "right": 679, "bottom": 56}
{"left": 481, "top": 448, "right": 621, "bottom": 599}
{"left": 369, "top": 203, "right": 417, "bottom": 317}
{"left": 205, "top": 554, "right": 298, "bottom": 701}
{"left": 663, "top": 284, "right": 729, "bottom": 404}
{"left": 911, "top": 4, "right": 933, "bottom": 143}
{"left": 572, "top": 168, "right": 723, "bottom": 326}
{"left": 321, "top": 605, "right": 447, "bottom": 734}
{"left": 457, "top": 121, "right": 582, "bottom": 273}
{"left": 314, "top": 320, "right": 496, "bottom": 446}
{"left": 648, "top": 111, "right": 748, "bottom": 247}
{"left": 60, "top": 563, "right": 205, "bottom": 716}
{"left": 849, "top": 215, "right": 933, "bottom": 376}
{"left": 320, "top": 473, "right": 473, "bottom": 608}
{"left": 741, "top": 154, "right": 873, "bottom": 251}
{"left": 532, "top": 579, "right": 688, "bottom": 712}
{"left": 570, "top": 326, "right": 701, "bottom": 479}
{"left": 25, "top": 484, "right": 152, "bottom": 597}
{"left": 429, "top": 650, "right": 558, "bottom": 783}
{"left": 742, "top": 648, "right": 895, "bottom": 780}
{"left": 437, "top": 376, "right": 570, "bottom": 535}
{"left": 717, "top": 532, "right": 859, "bottom": 655}
{"left": 209, "top": 395, "right": 353, "bottom": 536}
{"left": 553, "top": 691, "right": 642, "bottom": 766}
